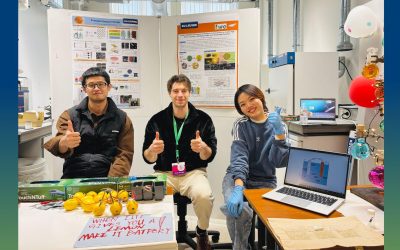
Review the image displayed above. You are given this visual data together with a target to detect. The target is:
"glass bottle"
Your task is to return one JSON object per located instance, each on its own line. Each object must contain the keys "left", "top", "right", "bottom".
{"left": 351, "top": 137, "right": 370, "bottom": 160}
{"left": 362, "top": 63, "right": 379, "bottom": 79}
{"left": 350, "top": 124, "right": 370, "bottom": 160}
{"left": 379, "top": 119, "right": 384, "bottom": 132}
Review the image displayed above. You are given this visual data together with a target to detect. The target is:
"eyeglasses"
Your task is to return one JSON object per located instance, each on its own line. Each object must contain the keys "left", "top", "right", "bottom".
{"left": 85, "top": 82, "right": 108, "bottom": 89}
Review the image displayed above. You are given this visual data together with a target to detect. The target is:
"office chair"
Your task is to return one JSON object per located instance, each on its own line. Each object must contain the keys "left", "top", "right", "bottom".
{"left": 174, "top": 193, "right": 222, "bottom": 249}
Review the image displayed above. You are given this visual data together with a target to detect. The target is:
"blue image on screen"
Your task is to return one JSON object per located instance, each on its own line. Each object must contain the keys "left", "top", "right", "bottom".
{"left": 300, "top": 99, "right": 335, "bottom": 119}
{"left": 301, "top": 158, "right": 329, "bottom": 185}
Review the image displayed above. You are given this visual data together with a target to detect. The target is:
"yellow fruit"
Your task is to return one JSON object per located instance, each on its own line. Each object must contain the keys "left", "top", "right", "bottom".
{"left": 64, "top": 198, "right": 78, "bottom": 211}
{"left": 86, "top": 191, "right": 97, "bottom": 198}
{"left": 110, "top": 190, "right": 118, "bottom": 199}
{"left": 81, "top": 196, "right": 95, "bottom": 212}
{"left": 126, "top": 200, "right": 139, "bottom": 214}
{"left": 196, "top": 55, "right": 202, "bottom": 61}
{"left": 92, "top": 203, "right": 106, "bottom": 216}
{"left": 110, "top": 202, "right": 122, "bottom": 216}
{"left": 73, "top": 192, "right": 85, "bottom": 205}
{"left": 97, "top": 191, "right": 108, "bottom": 202}
{"left": 118, "top": 190, "right": 129, "bottom": 202}
{"left": 106, "top": 190, "right": 118, "bottom": 204}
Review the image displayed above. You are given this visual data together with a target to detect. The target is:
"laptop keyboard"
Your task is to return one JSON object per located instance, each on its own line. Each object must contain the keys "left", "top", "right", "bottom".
{"left": 277, "top": 187, "right": 337, "bottom": 206}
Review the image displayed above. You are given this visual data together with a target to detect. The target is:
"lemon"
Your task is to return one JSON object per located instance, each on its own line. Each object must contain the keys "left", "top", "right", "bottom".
{"left": 118, "top": 190, "right": 129, "bottom": 202}
{"left": 107, "top": 190, "right": 118, "bottom": 203}
{"left": 196, "top": 55, "right": 202, "bottom": 61}
{"left": 126, "top": 200, "right": 139, "bottom": 214}
{"left": 92, "top": 202, "right": 106, "bottom": 216}
{"left": 97, "top": 191, "right": 108, "bottom": 202}
{"left": 73, "top": 192, "right": 85, "bottom": 205}
{"left": 86, "top": 191, "right": 97, "bottom": 198}
{"left": 81, "top": 196, "right": 95, "bottom": 212}
{"left": 110, "top": 202, "right": 122, "bottom": 216}
{"left": 63, "top": 198, "right": 78, "bottom": 211}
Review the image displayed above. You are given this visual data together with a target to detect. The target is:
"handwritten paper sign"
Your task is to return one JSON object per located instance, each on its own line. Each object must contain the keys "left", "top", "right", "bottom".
{"left": 74, "top": 213, "right": 174, "bottom": 248}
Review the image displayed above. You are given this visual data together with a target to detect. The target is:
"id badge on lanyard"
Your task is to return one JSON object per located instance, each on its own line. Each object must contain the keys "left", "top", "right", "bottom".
{"left": 172, "top": 111, "right": 189, "bottom": 176}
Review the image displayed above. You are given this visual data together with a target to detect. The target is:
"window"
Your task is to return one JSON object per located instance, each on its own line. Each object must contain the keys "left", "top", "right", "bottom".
{"left": 181, "top": 1, "right": 238, "bottom": 15}
{"left": 51, "top": 0, "right": 63, "bottom": 8}
{"left": 110, "top": 1, "right": 170, "bottom": 16}
{"left": 110, "top": 1, "right": 240, "bottom": 16}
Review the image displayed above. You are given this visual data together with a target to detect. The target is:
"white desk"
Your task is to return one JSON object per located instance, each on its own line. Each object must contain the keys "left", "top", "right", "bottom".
{"left": 18, "top": 195, "right": 177, "bottom": 250}
{"left": 18, "top": 122, "right": 52, "bottom": 158}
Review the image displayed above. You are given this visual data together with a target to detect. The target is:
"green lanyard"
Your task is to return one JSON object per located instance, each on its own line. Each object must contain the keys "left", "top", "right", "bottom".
{"left": 173, "top": 111, "right": 189, "bottom": 162}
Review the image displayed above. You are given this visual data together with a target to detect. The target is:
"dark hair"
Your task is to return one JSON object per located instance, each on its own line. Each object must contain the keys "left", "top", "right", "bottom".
{"left": 167, "top": 74, "right": 191, "bottom": 93}
{"left": 81, "top": 67, "right": 111, "bottom": 87}
{"left": 234, "top": 84, "right": 268, "bottom": 115}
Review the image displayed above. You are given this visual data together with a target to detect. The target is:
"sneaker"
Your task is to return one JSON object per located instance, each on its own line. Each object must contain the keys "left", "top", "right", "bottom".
{"left": 196, "top": 232, "right": 211, "bottom": 250}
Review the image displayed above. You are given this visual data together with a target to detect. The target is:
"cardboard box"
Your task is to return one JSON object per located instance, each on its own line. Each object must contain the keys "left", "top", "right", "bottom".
{"left": 65, "top": 177, "right": 117, "bottom": 199}
{"left": 117, "top": 177, "right": 133, "bottom": 198}
{"left": 18, "top": 179, "right": 76, "bottom": 202}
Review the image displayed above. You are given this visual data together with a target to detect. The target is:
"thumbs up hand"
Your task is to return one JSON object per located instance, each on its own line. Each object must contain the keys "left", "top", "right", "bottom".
{"left": 268, "top": 106, "right": 285, "bottom": 135}
{"left": 190, "top": 130, "right": 206, "bottom": 153}
{"left": 60, "top": 120, "right": 81, "bottom": 150}
{"left": 149, "top": 131, "right": 164, "bottom": 154}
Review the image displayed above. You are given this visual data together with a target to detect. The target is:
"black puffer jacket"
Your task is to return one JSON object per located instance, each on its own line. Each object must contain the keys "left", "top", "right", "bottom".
{"left": 62, "top": 97, "right": 126, "bottom": 178}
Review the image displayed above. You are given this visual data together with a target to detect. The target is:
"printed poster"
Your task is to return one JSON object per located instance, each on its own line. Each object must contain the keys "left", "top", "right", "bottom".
{"left": 177, "top": 19, "right": 238, "bottom": 107}
{"left": 71, "top": 15, "right": 141, "bottom": 108}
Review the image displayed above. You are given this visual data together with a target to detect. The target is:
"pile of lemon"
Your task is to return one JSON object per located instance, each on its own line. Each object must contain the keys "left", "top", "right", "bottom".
{"left": 63, "top": 189, "right": 138, "bottom": 217}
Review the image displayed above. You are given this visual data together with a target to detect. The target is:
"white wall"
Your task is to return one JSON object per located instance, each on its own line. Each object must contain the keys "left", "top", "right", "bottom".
{"left": 18, "top": 0, "right": 51, "bottom": 110}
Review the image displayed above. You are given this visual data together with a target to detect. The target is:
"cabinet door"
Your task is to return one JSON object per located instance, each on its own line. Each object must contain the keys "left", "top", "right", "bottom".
{"left": 267, "top": 64, "right": 294, "bottom": 115}
{"left": 287, "top": 136, "right": 303, "bottom": 148}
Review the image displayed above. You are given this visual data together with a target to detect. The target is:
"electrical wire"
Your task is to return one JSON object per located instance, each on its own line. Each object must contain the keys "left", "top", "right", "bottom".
{"left": 339, "top": 60, "right": 353, "bottom": 80}
{"left": 340, "top": 108, "right": 351, "bottom": 119}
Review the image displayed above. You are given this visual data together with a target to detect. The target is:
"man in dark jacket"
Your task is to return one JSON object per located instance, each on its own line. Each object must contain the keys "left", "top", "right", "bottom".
{"left": 44, "top": 67, "right": 134, "bottom": 178}
{"left": 143, "top": 74, "right": 217, "bottom": 250}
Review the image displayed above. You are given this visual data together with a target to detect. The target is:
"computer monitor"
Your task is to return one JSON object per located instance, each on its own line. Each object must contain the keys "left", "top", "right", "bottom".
{"left": 300, "top": 98, "right": 336, "bottom": 121}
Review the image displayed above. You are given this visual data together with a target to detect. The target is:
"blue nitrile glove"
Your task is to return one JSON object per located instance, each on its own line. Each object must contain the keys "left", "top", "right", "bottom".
{"left": 227, "top": 185, "right": 244, "bottom": 218}
{"left": 268, "top": 107, "right": 285, "bottom": 135}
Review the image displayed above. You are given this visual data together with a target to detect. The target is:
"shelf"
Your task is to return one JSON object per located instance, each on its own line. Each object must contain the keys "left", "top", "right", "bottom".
{"left": 18, "top": 122, "right": 52, "bottom": 144}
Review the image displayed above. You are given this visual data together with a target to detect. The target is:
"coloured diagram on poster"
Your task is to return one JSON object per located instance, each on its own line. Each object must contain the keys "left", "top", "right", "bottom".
{"left": 71, "top": 15, "right": 141, "bottom": 108}
{"left": 301, "top": 158, "right": 329, "bottom": 185}
{"left": 177, "top": 19, "right": 238, "bottom": 107}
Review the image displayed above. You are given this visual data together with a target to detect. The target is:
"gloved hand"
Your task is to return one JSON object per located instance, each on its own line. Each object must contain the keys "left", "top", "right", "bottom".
{"left": 268, "top": 107, "right": 285, "bottom": 135}
{"left": 227, "top": 185, "right": 244, "bottom": 218}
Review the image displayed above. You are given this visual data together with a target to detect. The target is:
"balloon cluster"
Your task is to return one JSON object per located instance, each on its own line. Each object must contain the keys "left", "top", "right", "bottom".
{"left": 348, "top": 48, "right": 384, "bottom": 108}
{"left": 345, "top": 5, "right": 384, "bottom": 189}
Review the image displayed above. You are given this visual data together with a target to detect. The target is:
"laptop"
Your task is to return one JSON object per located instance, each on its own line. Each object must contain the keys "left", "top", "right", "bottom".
{"left": 300, "top": 98, "right": 336, "bottom": 124}
{"left": 263, "top": 147, "right": 351, "bottom": 215}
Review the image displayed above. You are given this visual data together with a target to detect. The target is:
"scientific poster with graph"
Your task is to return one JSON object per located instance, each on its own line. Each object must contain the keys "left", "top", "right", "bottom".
{"left": 71, "top": 15, "right": 141, "bottom": 108}
{"left": 177, "top": 19, "right": 238, "bottom": 107}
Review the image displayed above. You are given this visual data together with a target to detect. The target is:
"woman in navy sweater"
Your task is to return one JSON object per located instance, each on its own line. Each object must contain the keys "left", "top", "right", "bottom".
{"left": 221, "top": 84, "right": 289, "bottom": 250}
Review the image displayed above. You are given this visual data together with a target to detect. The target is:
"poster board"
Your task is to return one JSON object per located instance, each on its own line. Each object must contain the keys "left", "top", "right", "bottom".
{"left": 177, "top": 17, "right": 239, "bottom": 107}
{"left": 71, "top": 15, "right": 141, "bottom": 108}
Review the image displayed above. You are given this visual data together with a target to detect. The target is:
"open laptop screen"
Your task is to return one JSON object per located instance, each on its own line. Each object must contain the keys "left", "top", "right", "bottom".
{"left": 300, "top": 98, "right": 336, "bottom": 120}
{"left": 284, "top": 147, "right": 350, "bottom": 198}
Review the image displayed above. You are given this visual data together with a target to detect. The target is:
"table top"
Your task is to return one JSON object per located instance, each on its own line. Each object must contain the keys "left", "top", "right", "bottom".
{"left": 18, "top": 122, "right": 52, "bottom": 144}
{"left": 18, "top": 195, "right": 177, "bottom": 250}
{"left": 244, "top": 186, "right": 384, "bottom": 250}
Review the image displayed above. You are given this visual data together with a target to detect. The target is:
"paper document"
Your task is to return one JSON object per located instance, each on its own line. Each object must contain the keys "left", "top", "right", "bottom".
{"left": 268, "top": 216, "right": 384, "bottom": 250}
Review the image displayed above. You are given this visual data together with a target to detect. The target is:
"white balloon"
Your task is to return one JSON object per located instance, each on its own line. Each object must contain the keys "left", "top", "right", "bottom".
{"left": 344, "top": 5, "right": 378, "bottom": 38}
